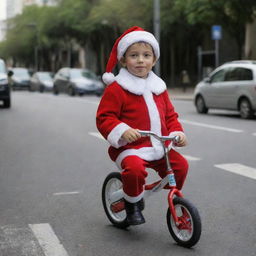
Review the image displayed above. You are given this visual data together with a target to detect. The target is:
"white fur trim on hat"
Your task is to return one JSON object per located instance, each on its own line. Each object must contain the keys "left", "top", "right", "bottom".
{"left": 102, "top": 72, "right": 115, "bottom": 85}
{"left": 117, "top": 31, "right": 160, "bottom": 60}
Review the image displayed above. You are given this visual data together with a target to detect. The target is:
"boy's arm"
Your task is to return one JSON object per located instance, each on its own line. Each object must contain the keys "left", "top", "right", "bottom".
{"left": 96, "top": 84, "right": 130, "bottom": 148}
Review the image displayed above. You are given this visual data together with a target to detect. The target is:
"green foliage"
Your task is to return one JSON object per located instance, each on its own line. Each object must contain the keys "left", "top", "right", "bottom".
{"left": 1, "top": 0, "right": 256, "bottom": 75}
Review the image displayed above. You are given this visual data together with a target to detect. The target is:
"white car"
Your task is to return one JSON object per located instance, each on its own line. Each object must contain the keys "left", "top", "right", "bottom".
{"left": 194, "top": 61, "right": 256, "bottom": 119}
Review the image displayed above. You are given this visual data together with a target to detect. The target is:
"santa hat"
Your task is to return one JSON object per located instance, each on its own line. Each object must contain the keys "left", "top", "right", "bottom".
{"left": 102, "top": 26, "right": 160, "bottom": 85}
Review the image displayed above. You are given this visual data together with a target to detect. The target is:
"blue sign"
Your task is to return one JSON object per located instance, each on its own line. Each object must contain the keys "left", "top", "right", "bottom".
{"left": 212, "top": 25, "right": 222, "bottom": 40}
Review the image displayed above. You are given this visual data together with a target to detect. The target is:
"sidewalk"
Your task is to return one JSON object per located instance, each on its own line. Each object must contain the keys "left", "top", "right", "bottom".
{"left": 168, "top": 87, "right": 194, "bottom": 101}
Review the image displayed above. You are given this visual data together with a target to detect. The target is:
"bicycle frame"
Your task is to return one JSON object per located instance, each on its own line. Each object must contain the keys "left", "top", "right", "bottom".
{"left": 109, "top": 130, "right": 185, "bottom": 226}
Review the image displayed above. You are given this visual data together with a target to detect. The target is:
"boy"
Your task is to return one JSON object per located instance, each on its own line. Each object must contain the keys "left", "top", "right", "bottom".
{"left": 96, "top": 26, "right": 188, "bottom": 225}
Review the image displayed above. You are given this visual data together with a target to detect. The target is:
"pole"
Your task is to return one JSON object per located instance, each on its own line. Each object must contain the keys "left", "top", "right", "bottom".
{"left": 215, "top": 39, "right": 219, "bottom": 68}
{"left": 153, "top": 0, "right": 160, "bottom": 76}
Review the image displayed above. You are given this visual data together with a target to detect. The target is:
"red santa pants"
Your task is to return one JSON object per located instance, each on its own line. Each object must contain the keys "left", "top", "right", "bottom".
{"left": 120, "top": 150, "right": 188, "bottom": 203}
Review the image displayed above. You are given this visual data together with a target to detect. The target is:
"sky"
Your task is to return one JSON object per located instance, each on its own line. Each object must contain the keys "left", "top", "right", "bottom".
{"left": 0, "top": 0, "right": 7, "bottom": 20}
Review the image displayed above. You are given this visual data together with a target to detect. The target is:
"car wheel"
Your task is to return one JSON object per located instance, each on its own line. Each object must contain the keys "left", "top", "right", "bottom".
{"left": 195, "top": 95, "right": 208, "bottom": 114}
{"left": 53, "top": 86, "right": 59, "bottom": 95}
{"left": 3, "top": 98, "right": 11, "bottom": 108}
{"left": 68, "top": 86, "right": 75, "bottom": 96}
{"left": 39, "top": 86, "right": 44, "bottom": 93}
{"left": 239, "top": 98, "right": 254, "bottom": 119}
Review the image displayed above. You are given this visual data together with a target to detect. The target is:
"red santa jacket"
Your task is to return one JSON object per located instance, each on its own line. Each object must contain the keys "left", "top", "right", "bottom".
{"left": 96, "top": 68, "right": 184, "bottom": 168}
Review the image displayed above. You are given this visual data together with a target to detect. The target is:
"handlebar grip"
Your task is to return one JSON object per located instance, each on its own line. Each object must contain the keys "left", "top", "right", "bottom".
{"left": 173, "top": 135, "right": 181, "bottom": 144}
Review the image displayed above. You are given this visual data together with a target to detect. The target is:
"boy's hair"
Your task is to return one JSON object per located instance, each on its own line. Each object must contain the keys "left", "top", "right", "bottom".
{"left": 102, "top": 26, "right": 159, "bottom": 85}
{"left": 122, "top": 41, "right": 155, "bottom": 58}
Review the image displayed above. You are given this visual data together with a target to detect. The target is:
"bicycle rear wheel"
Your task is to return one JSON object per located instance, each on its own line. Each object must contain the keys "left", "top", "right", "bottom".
{"left": 166, "top": 197, "right": 201, "bottom": 248}
{"left": 102, "top": 172, "right": 129, "bottom": 229}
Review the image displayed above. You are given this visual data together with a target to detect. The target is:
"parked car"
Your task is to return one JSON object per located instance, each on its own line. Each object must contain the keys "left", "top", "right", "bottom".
{"left": 30, "top": 71, "right": 54, "bottom": 92}
{"left": 53, "top": 68, "right": 104, "bottom": 96}
{"left": 9, "top": 67, "right": 31, "bottom": 90}
{"left": 194, "top": 60, "right": 256, "bottom": 119}
{"left": 0, "top": 59, "right": 11, "bottom": 108}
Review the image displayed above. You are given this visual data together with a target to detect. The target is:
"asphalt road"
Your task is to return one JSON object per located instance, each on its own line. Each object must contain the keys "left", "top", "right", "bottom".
{"left": 0, "top": 91, "right": 255, "bottom": 256}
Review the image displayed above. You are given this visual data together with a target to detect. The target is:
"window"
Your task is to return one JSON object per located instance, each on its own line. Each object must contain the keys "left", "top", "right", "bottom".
{"left": 224, "top": 67, "right": 253, "bottom": 81}
{"left": 211, "top": 69, "right": 226, "bottom": 83}
{"left": 239, "top": 68, "right": 253, "bottom": 80}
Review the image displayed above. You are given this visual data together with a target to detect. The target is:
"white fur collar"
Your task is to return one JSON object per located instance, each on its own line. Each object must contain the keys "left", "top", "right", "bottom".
{"left": 115, "top": 68, "right": 166, "bottom": 95}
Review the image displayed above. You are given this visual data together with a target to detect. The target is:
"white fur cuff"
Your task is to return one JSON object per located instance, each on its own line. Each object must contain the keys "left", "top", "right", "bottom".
{"left": 107, "top": 123, "right": 130, "bottom": 148}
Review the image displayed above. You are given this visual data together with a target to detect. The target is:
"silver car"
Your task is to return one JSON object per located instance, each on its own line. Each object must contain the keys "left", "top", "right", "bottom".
{"left": 194, "top": 61, "right": 256, "bottom": 119}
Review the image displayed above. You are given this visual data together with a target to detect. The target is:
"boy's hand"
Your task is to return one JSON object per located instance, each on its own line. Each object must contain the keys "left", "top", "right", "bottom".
{"left": 175, "top": 133, "right": 188, "bottom": 147}
{"left": 122, "top": 129, "right": 141, "bottom": 143}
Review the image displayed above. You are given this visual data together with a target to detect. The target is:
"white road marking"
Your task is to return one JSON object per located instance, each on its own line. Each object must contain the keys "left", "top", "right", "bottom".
{"left": 215, "top": 163, "right": 256, "bottom": 180}
{"left": 53, "top": 191, "right": 80, "bottom": 196}
{"left": 89, "top": 132, "right": 201, "bottom": 161}
{"left": 89, "top": 132, "right": 105, "bottom": 140}
{"left": 180, "top": 119, "right": 243, "bottom": 133}
{"left": 29, "top": 223, "right": 69, "bottom": 256}
{"left": 183, "top": 155, "right": 201, "bottom": 161}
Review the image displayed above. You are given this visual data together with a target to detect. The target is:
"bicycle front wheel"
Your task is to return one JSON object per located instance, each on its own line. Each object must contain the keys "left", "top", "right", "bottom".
{"left": 102, "top": 172, "right": 129, "bottom": 229}
{"left": 166, "top": 197, "right": 201, "bottom": 248}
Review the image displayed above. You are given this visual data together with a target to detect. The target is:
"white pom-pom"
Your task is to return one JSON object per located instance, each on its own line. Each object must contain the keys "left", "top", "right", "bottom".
{"left": 102, "top": 72, "right": 115, "bottom": 85}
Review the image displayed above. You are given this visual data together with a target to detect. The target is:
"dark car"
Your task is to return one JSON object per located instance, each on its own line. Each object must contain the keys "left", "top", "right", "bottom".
{"left": 53, "top": 68, "right": 104, "bottom": 96}
{"left": 9, "top": 67, "right": 31, "bottom": 90}
{"left": 30, "top": 71, "right": 54, "bottom": 92}
{"left": 0, "top": 59, "right": 11, "bottom": 108}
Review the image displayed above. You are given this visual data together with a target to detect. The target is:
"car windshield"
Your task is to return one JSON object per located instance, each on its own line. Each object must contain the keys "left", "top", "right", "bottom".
{"left": 0, "top": 61, "right": 6, "bottom": 73}
{"left": 70, "top": 69, "right": 97, "bottom": 80}
{"left": 37, "top": 72, "right": 52, "bottom": 80}
{"left": 13, "top": 68, "right": 30, "bottom": 79}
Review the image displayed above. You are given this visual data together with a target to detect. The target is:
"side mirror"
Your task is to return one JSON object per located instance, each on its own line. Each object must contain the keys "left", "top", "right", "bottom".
{"left": 8, "top": 70, "right": 13, "bottom": 77}
{"left": 204, "top": 77, "right": 210, "bottom": 83}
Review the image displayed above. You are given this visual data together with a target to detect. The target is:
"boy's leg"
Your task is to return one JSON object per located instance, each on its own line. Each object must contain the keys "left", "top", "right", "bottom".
{"left": 121, "top": 155, "right": 147, "bottom": 225}
{"left": 152, "top": 150, "right": 189, "bottom": 190}
{"left": 121, "top": 155, "right": 148, "bottom": 202}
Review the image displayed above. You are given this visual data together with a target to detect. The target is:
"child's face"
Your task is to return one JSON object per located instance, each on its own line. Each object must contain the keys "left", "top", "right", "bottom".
{"left": 120, "top": 42, "right": 156, "bottom": 79}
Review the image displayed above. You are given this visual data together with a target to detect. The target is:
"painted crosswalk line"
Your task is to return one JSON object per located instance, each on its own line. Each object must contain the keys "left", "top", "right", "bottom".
{"left": 215, "top": 163, "right": 256, "bottom": 180}
{"left": 180, "top": 119, "right": 243, "bottom": 133}
{"left": 29, "top": 223, "right": 69, "bottom": 256}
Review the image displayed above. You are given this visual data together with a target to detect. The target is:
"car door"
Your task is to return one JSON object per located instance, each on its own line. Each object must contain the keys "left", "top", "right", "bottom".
{"left": 204, "top": 68, "right": 228, "bottom": 108}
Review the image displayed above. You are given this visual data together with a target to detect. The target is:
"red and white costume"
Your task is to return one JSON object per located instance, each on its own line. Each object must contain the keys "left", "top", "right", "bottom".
{"left": 96, "top": 26, "right": 188, "bottom": 203}
{"left": 97, "top": 68, "right": 188, "bottom": 202}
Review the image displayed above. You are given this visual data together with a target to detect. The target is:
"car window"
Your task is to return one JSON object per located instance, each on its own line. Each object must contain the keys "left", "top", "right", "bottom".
{"left": 70, "top": 69, "right": 97, "bottom": 80}
{"left": 13, "top": 68, "right": 30, "bottom": 79}
{"left": 210, "top": 69, "right": 226, "bottom": 83}
{"left": 225, "top": 67, "right": 253, "bottom": 81}
{"left": 38, "top": 72, "right": 52, "bottom": 80}
{"left": 239, "top": 68, "right": 253, "bottom": 80}
{"left": 60, "top": 69, "right": 69, "bottom": 78}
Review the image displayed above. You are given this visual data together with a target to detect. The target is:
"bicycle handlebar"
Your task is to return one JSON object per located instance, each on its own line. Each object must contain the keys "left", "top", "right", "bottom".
{"left": 138, "top": 130, "right": 180, "bottom": 144}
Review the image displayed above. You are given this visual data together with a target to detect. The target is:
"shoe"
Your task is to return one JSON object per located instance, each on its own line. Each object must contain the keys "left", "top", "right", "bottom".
{"left": 125, "top": 200, "right": 146, "bottom": 225}
{"left": 138, "top": 198, "right": 145, "bottom": 211}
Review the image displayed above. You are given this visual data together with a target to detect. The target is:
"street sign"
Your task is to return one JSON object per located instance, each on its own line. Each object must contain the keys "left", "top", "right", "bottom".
{"left": 212, "top": 25, "right": 222, "bottom": 40}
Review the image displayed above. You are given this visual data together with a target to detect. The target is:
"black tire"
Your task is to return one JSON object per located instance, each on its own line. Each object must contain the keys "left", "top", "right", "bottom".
{"left": 239, "top": 98, "right": 254, "bottom": 119}
{"left": 195, "top": 95, "right": 208, "bottom": 114}
{"left": 53, "top": 86, "right": 59, "bottom": 95}
{"left": 68, "top": 86, "right": 75, "bottom": 96}
{"left": 166, "top": 197, "right": 201, "bottom": 248}
{"left": 102, "top": 172, "right": 129, "bottom": 229}
{"left": 39, "top": 86, "right": 44, "bottom": 93}
{"left": 3, "top": 98, "right": 11, "bottom": 108}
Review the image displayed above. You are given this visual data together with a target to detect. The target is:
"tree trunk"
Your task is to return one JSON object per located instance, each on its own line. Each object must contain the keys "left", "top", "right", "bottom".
{"left": 245, "top": 19, "right": 256, "bottom": 59}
